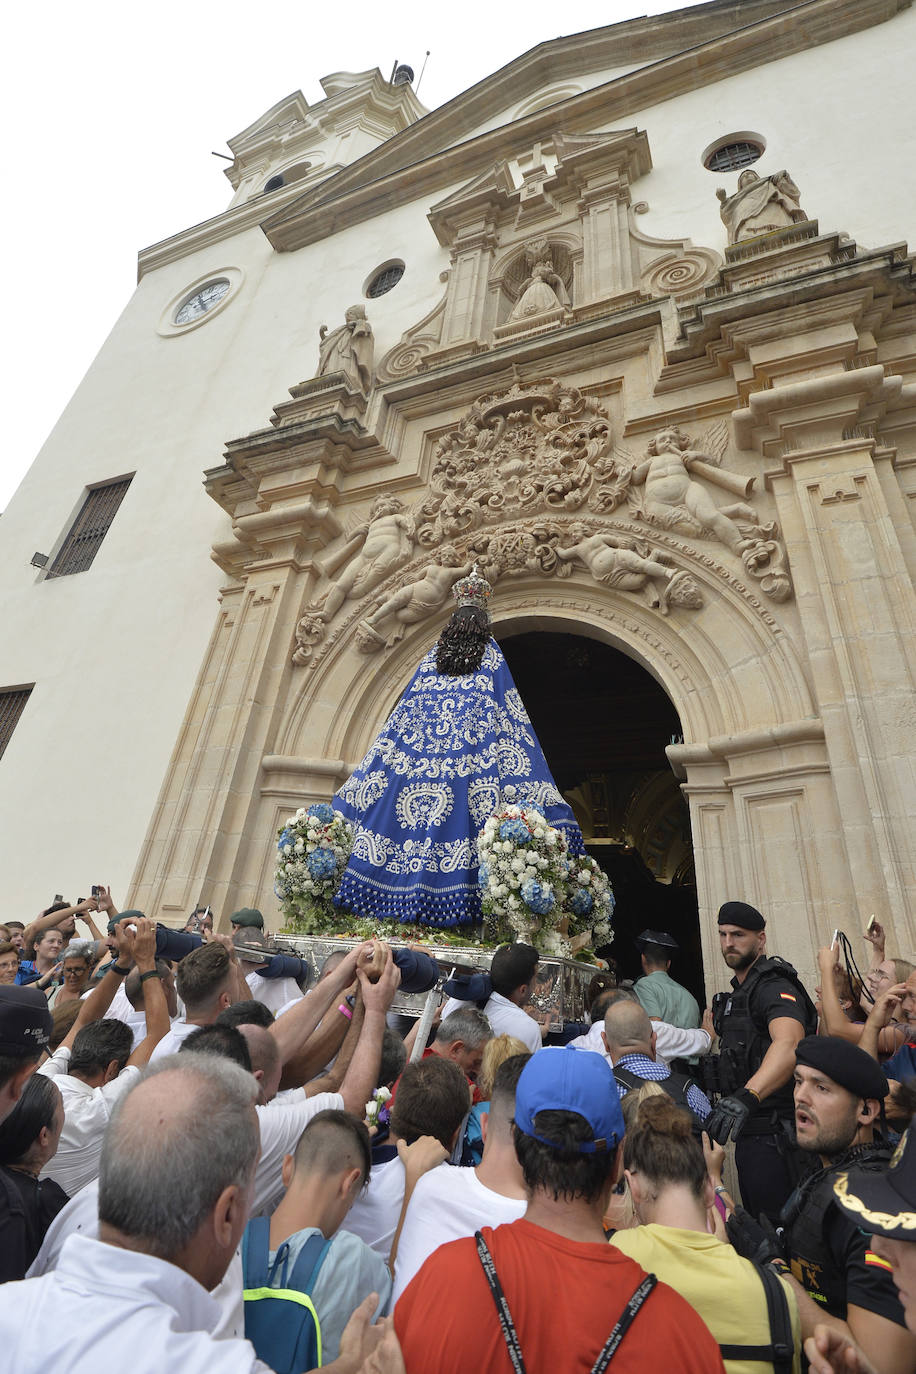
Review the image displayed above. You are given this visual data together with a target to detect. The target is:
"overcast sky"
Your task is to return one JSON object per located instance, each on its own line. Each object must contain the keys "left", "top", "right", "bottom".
{"left": 1, "top": 0, "right": 708, "bottom": 510}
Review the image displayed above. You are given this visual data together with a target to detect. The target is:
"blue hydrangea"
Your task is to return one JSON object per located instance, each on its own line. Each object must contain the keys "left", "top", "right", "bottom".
{"left": 570, "top": 887, "right": 594, "bottom": 917}
{"left": 499, "top": 818, "right": 531, "bottom": 844}
{"left": 277, "top": 828, "right": 293, "bottom": 852}
{"left": 519, "top": 799, "right": 547, "bottom": 817}
{"left": 307, "top": 802, "right": 335, "bottom": 824}
{"left": 520, "top": 879, "right": 554, "bottom": 915}
{"left": 477, "top": 864, "right": 489, "bottom": 888}
{"left": 307, "top": 847, "right": 338, "bottom": 879}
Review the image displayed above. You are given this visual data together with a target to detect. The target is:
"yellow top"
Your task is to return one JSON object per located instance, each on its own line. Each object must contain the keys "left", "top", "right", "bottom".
{"left": 610, "top": 1223, "right": 801, "bottom": 1374}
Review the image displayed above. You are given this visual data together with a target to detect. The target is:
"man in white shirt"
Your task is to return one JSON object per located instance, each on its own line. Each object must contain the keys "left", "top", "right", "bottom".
{"left": 39, "top": 917, "right": 171, "bottom": 1195}
{"left": 441, "top": 942, "right": 542, "bottom": 1055}
{"left": 119, "top": 960, "right": 179, "bottom": 1048}
{"left": 150, "top": 939, "right": 248, "bottom": 1060}
{"left": 342, "top": 1055, "right": 470, "bottom": 1261}
{"left": 392, "top": 1052, "right": 530, "bottom": 1303}
{"left": 567, "top": 986, "right": 715, "bottom": 1066}
{"left": 0, "top": 1055, "right": 388, "bottom": 1373}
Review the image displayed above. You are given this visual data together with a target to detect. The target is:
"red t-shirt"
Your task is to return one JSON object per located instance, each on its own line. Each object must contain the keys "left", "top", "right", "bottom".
{"left": 394, "top": 1218, "right": 724, "bottom": 1374}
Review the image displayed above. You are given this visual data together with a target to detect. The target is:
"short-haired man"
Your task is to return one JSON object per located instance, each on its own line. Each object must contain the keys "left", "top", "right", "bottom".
{"left": 392, "top": 1053, "right": 530, "bottom": 1303}
{"left": 428, "top": 1007, "right": 492, "bottom": 1089}
{"left": 150, "top": 941, "right": 245, "bottom": 1058}
{"left": 802, "top": 1124, "right": 916, "bottom": 1372}
{"left": 38, "top": 918, "right": 170, "bottom": 1194}
{"left": 568, "top": 986, "right": 716, "bottom": 1067}
{"left": 705, "top": 901, "right": 817, "bottom": 1222}
{"left": 634, "top": 929, "right": 700, "bottom": 1029}
{"left": 395, "top": 1047, "right": 725, "bottom": 1372}
{"left": 344, "top": 1055, "right": 471, "bottom": 1260}
{"left": 441, "top": 943, "right": 542, "bottom": 1055}
{"left": 776, "top": 1037, "right": 915, "bottom": 1374}
{"left": 0, "top": 1056, "right": 389, "bottom": 1372}
{"left": 602, "top": 999, "right": 711, "bottom": 1128}
{"left": 0, "top": 986, "right": 52, "bottom": 1125}
{"left": 231, "top": 923, "right": 305, "bottom": 1016}
{"left": 254, "top": 1109, "right": 391, "bottom": 1364}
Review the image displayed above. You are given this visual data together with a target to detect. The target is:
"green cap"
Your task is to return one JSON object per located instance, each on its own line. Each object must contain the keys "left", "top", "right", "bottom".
{"left": 108, "top": 908, "right": 145, "bottom": 934}
{"left": 230, "top": 907, "right": 264, "bottom": 929}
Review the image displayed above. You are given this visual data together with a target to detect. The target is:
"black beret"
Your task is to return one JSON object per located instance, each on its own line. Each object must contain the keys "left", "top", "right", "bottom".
{"left": 795, "top": 1035, "right": 889, "bottom": 1101}
{"left": 717, "top": 901, "right": 766, "bottom": 931}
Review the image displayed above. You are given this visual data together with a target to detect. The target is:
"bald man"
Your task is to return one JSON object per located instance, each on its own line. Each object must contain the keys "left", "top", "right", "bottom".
{"left": 603, "top": 1000, "right": 712, "bottom": 1128}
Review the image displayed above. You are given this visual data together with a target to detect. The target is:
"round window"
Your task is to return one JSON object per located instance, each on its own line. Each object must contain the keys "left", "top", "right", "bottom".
{"left": 365, "top": 261, "right": 405, "bottom": 299}
{"left": 702, "top": 135, "right": 766, "bottom": 173}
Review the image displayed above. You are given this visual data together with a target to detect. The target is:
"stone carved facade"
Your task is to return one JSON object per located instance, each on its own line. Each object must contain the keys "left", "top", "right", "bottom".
{"left": 291, "top": 374, "right": 795, "bottom": 664}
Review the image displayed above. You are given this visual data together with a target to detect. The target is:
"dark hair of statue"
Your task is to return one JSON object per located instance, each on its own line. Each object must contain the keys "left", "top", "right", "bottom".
{"left": 435, "top": 605, "right": 490, "bottom": 676}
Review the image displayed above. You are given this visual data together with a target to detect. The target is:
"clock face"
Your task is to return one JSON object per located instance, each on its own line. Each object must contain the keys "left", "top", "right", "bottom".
{"left": 174, "top": 279, "right": 231, "bottom": 325}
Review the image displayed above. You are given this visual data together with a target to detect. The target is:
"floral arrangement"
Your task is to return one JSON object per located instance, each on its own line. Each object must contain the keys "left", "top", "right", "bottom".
{"left": 477, "top": 802, "right": 614, "bottom": 958}
{"left": 565, "top": 853, "right": 615, "bottom": 946}
{"left": 275, "top": 803, "right": 354, "bottom": 934}
{"left": 365, "top": 1086, "right": 392, "bottom": 1131}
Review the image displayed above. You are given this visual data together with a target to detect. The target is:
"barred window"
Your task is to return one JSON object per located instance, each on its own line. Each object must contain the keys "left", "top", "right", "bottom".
{"left": 0, "top": 686, "right": 33, "bottom": 761}
{"left": 366, "top": 262, "right": 405, "bottom": 298}
{"left": 47, "top": 478, "right": 133, "bottom": 578}
{"left": 704, "top": 140, "right": 765, "bottom": 173}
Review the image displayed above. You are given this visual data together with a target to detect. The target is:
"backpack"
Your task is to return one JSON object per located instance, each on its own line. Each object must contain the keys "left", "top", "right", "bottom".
{"left": 242, "top": 1216, "right": 332, "bottom": 1372}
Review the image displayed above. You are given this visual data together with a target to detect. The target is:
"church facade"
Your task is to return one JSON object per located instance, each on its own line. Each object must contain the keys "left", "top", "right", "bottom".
{"left": 2, "top": 0, "right": 914, "bottom": 993}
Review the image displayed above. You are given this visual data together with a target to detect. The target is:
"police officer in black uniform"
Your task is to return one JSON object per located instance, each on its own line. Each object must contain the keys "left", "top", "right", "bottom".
{"left": 705, "top": 901, "right": 817, "bottom": 1222}
{"left": 779, "top": 1036, "right": 915, "bottom": 1373}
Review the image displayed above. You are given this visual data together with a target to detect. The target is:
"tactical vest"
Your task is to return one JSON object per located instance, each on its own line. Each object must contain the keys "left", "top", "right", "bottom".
{"left": 781, "top": 1142, "right": 893, "bottom": 1318}
{"left": 711, "top": 956, "right": 818, "bottom": 1098}
{"left": 613, "top": 1066, "right": 702, "bottom": 1125}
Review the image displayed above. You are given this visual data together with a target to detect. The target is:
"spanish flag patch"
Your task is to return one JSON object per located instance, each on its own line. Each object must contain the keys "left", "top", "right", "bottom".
{"left": 779, "top": 993, "right": 797, "bottom": 1001}
{"left": 865, "top": 1251, "right": 893, "bottom": 1272}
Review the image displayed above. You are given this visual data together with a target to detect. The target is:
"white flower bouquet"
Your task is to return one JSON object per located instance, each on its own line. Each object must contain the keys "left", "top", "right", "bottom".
{"left": 477, "top": 802, "right": 572, "bottom": 953}
{"left": 275, "top": 803, "right": 354, "bottom": 934}
{"left": 477, "top": 803, "right": 615, "bottom": 958}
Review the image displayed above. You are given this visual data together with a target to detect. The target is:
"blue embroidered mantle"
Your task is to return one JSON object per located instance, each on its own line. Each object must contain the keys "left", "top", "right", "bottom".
{"left": 332, "top": 640, "right": 584, "bottom": 928}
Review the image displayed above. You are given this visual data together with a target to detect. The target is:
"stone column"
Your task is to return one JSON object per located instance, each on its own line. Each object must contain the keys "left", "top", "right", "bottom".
{"left": 735, "top": 368, "right": 916, "bottom": 952}
{"left": 671, "top": 721, "right": 849, "bottom": 995}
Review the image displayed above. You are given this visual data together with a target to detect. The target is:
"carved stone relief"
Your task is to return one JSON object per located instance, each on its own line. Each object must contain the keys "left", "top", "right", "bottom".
{"left": 593, "top": 423, "right": 792, "bottom": 601}
{"left": 291, "top": 376, "right": 792, "bottom": 666}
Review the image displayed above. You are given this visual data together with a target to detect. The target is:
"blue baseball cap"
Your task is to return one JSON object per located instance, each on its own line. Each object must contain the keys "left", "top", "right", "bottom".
{"left": 514, "top": 1047, "right": 624, "bottom": 1153}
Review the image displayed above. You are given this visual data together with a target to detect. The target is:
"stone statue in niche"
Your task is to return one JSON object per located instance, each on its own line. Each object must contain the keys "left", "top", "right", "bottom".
{"left": 317, "top": 304, "right": 374, "bottom": 390}
{"left": 555, "top": 526, "right": 703, "bottom": 613}
{"left": 717, "top": 168, "right": 807, "bottom": 244}
{"left": 354, "top": 546, "right": 473, "bottom": 651}
{"left": 293, "top": 495, "right": 416, "bottom": 663}
{"left": 508, "top": 239, "right": 569, "bottom": 321}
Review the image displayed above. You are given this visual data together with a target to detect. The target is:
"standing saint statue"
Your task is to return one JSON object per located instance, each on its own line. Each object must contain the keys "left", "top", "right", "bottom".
{"left": 717, "top": 168, "right": 807, "bottom": 244}
{"left": 317, "top": 304, "right": 374, "bottom": 391}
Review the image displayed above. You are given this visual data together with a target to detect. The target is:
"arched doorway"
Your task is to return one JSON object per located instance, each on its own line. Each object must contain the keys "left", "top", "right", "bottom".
{"left": 499, "top": 629, "right": 705, "bottom": 1005}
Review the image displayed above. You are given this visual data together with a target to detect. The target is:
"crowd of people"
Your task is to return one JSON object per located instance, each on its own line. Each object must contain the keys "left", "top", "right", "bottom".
{"left": 0, "top": 892, "right": 915, "bottom": 1373}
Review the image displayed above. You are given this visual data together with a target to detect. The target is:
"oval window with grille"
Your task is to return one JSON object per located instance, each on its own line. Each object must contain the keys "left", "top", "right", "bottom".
{"left": 703, "top": 135, "right": 766, "bottom": 173}
{"left": 365, "top": 261, "right": 405, "bottom": 298}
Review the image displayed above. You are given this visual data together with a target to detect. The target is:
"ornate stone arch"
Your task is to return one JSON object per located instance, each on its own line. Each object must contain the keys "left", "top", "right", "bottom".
{"left": 276, "top": 565, "right": 816, "bottom": 768}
